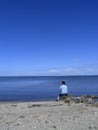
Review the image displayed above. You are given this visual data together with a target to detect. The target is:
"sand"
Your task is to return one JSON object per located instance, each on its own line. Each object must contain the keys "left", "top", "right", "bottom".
{"left": 0, "top": 101, "right": 98, "bottom": 130}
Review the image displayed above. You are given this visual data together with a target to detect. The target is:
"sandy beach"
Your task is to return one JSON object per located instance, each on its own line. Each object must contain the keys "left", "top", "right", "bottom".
{"left": 0, "top": 101, "right": 98, "bottom": 130}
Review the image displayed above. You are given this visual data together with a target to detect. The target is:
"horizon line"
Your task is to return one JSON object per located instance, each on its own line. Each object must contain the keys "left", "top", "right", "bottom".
{"left": 0, "top": 75, "right": 98, "bottom": 77}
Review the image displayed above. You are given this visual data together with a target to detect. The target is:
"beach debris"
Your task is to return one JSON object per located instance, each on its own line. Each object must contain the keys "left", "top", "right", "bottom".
{"left": 10, "top": 104, "right": 17, "bottom": 107}
{"left": 47, "top": 104, "right": 63, "bottom": 107}
{"left": 28, "top": 103, "right": 63, "bottom": 108}
{"left": 28, "top": 104, "right": 43, "bottom": 108}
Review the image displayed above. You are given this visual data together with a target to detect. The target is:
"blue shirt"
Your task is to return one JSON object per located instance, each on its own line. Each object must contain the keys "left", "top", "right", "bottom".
{"left": 59, "top": 85, "right": 68, "bottom": 94}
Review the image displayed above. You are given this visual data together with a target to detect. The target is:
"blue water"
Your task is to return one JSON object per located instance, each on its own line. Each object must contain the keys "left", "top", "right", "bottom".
{"left": 0, "top": 76, "right": 98, "bottom": 101}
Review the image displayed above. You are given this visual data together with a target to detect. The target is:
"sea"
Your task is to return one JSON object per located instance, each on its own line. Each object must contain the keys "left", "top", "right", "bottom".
{"left": 0, "top": 76, "right": 98, "bottom": 101}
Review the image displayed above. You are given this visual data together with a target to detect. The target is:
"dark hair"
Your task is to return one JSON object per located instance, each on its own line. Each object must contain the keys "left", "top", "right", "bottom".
{"left": 61, "top": 81, "right": 66, "bottom": 85}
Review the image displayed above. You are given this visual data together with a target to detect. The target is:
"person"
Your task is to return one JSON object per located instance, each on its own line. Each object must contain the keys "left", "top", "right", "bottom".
{"left": 57, "top": 81, "right": 68, "bottom": 101}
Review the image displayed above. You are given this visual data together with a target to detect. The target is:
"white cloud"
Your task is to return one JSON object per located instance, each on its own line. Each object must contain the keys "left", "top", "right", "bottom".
{"left": 64, "top": 64, "right": 98, "bottom": 75}
{"left": 48, "top": 69, "right": 60, "bottom": 73}
{"left": 64, "top": 67, "right": 79, "bottom": 75}
{"left": 64, "top": 68, "right": 73, "bottom": 71}
{"left": 48, "top": 64, "right": 98, "bottom": 75}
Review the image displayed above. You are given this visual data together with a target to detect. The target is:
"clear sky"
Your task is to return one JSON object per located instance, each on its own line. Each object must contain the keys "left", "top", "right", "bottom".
{"left": 0, "top": 0, "right": 98, "bottom": 76}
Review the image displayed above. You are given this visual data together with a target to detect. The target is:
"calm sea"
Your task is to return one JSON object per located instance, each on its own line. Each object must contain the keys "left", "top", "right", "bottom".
{"left": 0, "top": 76, "right": 98, "bottom": 101}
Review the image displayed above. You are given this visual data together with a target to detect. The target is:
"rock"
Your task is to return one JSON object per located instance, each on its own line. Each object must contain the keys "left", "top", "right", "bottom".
{"left": 19, "top": 115, "right": 25, "bottom": 119}
{"left": 52, "top": 125, "right": 56, "bottom": 129}
{"left": 87, "top": 98, "right": 95, "bottom": 105}
{"left": 60, "top": 94, "right": 74, "bottom": 101}
{"left": 63, "top": 94, "right": 98, "bottom": 105}
{"left": 64, "top": 97, "right": 71, "bottom": 103}
{"left": 80, "top": 95, "right": 89, "bottom": 103}
{"left": 94, "top": 102, "right": 98, "bottom": 107}
{"left": 71, "top": 97, "right": 81, "bottom": 103}
{"left": 79, "top": 95, "right": 96, "bottom": 104}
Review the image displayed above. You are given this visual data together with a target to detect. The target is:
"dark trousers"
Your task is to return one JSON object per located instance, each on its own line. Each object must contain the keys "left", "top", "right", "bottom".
{"left": 59, "top": 93, "right": 68, "bottom": 98}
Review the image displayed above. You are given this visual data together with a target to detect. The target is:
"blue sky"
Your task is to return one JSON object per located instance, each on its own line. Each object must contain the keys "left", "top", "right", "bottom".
{"left": 0, "top": 0, "right": 98, "bottom": 76}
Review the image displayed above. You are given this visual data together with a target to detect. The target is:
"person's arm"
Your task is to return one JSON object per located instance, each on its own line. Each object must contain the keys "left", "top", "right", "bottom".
{"left": 59, "top": 86, "right": 62, "bottom": 94}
